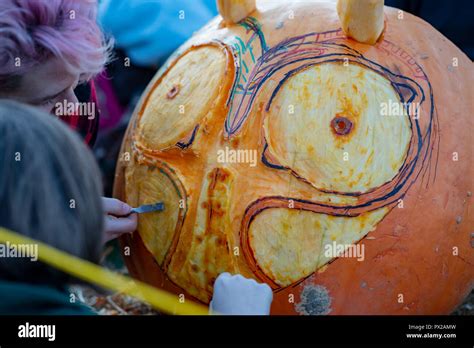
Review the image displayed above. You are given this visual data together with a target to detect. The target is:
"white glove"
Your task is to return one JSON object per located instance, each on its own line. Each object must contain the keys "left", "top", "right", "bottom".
{"left": 210, "top": 272, "right": 273, "bottom": 315}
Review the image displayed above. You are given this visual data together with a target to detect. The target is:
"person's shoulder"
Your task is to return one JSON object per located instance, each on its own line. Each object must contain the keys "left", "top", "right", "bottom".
{"left": 0, "top": 280, "right": 96, "bottom": 316}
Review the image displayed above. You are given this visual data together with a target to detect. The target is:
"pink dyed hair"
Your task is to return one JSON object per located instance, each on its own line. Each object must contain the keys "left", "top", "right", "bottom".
{"left": 0, "top": 0, "right": 111, "bottom": 90}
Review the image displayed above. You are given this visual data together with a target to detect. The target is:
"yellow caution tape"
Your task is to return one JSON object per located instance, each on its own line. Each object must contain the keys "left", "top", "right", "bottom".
{"left": 0, "top": 227, "right": 209, "bottom": 315}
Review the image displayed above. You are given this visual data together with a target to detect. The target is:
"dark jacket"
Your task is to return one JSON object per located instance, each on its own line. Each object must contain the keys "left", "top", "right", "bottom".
{"left": 0, "top": 280, "right": 95, "bottom": 315}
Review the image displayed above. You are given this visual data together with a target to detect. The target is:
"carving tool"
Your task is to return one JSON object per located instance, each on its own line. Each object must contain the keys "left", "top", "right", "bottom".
{"left": 129, "top": 202, "right": 164, "bottom": 215}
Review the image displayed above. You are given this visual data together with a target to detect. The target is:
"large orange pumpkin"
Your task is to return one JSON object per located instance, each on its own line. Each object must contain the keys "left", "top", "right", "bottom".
{"left": 114, "top": 0, "right": 474, "bottom": 314}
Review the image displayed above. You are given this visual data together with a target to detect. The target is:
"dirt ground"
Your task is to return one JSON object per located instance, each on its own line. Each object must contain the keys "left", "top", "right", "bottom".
{"left": 452, "top": 290, "right": 474, "bottom": 315}
{"left": 71, "top": 285, "right": 474, "bottom": 315}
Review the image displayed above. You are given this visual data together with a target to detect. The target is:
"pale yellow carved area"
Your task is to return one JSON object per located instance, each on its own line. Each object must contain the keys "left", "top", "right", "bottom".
{"left": 136, "top": 46, "right": 226, "bottom": 150}
{"left": 249, "top": 207, "right": 388, "bottom": 286}
{"left": 168, "top": 167, "right": 239, "bottom": 303}
{"left": 265, "top": 62, "right": 411, "bottom": 193}
{"left": 125, "top": 164, "right": 180, "bottom": 266}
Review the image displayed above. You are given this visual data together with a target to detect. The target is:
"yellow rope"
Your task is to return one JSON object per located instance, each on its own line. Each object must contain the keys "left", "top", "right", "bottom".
{"left": 0, "top": 227, "right": 209, "bottom": 315}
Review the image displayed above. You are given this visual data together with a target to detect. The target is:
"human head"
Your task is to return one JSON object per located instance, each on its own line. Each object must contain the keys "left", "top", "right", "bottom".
{"left": 0, "top": 100, "right": 104, "bottom": 285}
{"left": 0, "top": 0, "right": 110, "bottom": 113}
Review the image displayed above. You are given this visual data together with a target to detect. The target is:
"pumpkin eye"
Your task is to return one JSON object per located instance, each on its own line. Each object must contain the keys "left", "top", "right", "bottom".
{"left": 264, "top": 62, "right": 412, "bottom": 194}
{"left": 135, "top": 46, "right": 227, "bottom": 151}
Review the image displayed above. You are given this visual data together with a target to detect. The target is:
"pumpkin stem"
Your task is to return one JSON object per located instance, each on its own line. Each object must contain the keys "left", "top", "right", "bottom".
{"left": 217, "top": 0, "right": 256, "bottom": 24}
{"left": 337, "top": 0, "right": 385, "bottom": 44}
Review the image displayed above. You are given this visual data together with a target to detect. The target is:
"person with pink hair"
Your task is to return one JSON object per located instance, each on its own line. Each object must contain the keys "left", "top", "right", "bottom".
{"left": 0, "top": 0, "right": 137, "bottom": 241}
{"left": 0, "top": 0, "right": 274, "bottom": 315}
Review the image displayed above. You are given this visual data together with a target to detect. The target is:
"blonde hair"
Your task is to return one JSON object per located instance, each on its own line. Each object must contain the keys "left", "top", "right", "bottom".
{"left": 0, "top": 100, "right": 104, "bottom": 285}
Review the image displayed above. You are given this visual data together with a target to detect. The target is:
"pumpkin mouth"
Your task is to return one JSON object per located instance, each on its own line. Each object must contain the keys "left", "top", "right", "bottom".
{"left": 246, "top": 206, "right": 388, "bottom": 287}
{"left": 331, "top": 116, "right": 353, "bottom": 135}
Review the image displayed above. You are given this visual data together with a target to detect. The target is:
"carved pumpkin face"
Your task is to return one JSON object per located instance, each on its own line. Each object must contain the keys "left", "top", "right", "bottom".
{"left": 114, "top": 1, "right": 473, "bottom": 314}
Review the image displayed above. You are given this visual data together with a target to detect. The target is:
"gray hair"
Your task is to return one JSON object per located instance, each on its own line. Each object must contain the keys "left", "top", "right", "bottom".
{"left": 0, "top": 100, "right": 104, "bottom": 285}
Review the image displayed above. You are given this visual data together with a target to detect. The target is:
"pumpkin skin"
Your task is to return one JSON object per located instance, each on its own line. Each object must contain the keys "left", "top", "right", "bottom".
{"left": 114, "top": 0, "right": 474, "bottom": 314}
